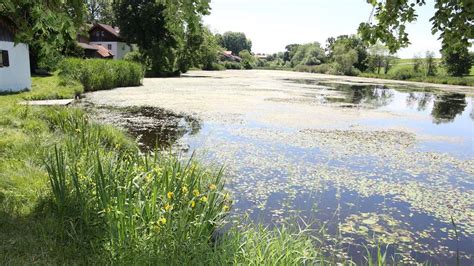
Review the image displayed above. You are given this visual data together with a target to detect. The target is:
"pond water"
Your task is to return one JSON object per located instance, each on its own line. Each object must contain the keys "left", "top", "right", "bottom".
{"left": 83, "top": 70, "right": 473, "bottom": 264}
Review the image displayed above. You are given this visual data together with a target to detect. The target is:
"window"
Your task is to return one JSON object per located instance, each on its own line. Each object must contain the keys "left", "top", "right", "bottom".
{"left": 0, "top": 50, "right": 9, "bottom": 68}
{"left": 107, "top": 44, "right": 112, "bottom": 50}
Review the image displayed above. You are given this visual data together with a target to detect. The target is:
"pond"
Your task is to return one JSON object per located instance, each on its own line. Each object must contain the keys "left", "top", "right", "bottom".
{"left": 83, "top": 70, "right": 473, "bottom": 264}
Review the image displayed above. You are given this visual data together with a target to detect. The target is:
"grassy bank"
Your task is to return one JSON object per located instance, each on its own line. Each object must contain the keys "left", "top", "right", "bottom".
{"left": 1, "top": 75, "right": 360, "bottom": 264}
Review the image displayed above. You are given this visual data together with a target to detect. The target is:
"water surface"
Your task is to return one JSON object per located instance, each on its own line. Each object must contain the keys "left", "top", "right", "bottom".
{"left": 84, "top": 70, "right": 473, "bottom": 264}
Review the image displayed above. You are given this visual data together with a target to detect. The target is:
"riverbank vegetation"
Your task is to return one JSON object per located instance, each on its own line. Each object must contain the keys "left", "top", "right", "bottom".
{"left": 59, "top": 58, "right": 143, "bottom": 91}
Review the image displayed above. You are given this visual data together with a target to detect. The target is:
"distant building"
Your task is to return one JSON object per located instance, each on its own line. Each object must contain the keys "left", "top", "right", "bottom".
{"left": 78, "top": 23, "right": 132, "bottom": 60}
{"left": 0, "top": 17, "right": 31, "bottom": 92}
{"left": 220, "top": 50, "right": 242, "bottom": 62}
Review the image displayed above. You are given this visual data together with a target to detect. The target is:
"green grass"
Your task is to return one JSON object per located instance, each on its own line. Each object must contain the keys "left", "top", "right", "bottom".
{"left": 0, "top": 75, "right": 395, "bottom": 264}
{"left": 59, "top": 58, "right": 144, "bottom": 92}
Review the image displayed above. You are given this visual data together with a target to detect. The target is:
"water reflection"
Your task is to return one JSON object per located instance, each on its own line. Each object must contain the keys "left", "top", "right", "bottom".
{"left": 286, "top": 79, "right": 471, "bottom": 124}
{"left": 87, "top": 105, "right": 201, "bottom": 150}
{"left": 431, "top": 93, "right": 467, "bottom": 124}
{"left": 406, "top": 92, "right": 433, "bottom": 111}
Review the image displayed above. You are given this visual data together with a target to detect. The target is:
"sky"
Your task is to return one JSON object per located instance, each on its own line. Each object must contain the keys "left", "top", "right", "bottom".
{"left": 203, "top": 0, "right": 443, "bottom": 58}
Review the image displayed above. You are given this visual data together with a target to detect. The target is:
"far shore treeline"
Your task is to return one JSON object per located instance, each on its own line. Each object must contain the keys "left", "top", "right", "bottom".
{"left": 1, "top": 0, "right": 472, "bottom": 84}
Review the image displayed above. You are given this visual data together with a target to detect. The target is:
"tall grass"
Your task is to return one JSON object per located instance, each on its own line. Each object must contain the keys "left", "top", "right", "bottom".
{"left": 59, "top": 58, "right": 144, "bottom": 92}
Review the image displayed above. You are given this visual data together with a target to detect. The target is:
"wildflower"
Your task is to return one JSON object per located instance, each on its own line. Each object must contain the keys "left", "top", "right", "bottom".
{"left": 189, "top": 200, "right": 196, "bottom": 208}
{"left": 75, "top": 128, "right": 81, "bottom": 133}
{"left": 158, "top": 217, "right": 167, "bottom": 225}
{"left": 145, "top": 173, "right": 153, "bottom": 183}
{"left": 223, "top": 205, "right": 230, "bottom": 212}
{"left": 224, "top": 193, "right": 230, "bottom": 200}
{"left": 164, "top": 203, "right": 173, "bottom": 212}
{"left": 181, "top": 186, "right": 188, "bottom": 194}
{"left": 167, "top": 191, "right": 174, "bottom": 200}
{"left": 208, "top": 184, "right": 217, "bottom": 191}
{"left": 193, "top": 189, "right": 200, "bottom": 197}
{"left": 200, "top": 196, "right": 208, "bottom": 203}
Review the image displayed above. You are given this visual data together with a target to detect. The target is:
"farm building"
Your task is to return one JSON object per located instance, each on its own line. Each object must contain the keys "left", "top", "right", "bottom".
{"left": 0, "top": 17, "right": 31, "bottom": 92}
{"left": 78, "top": 23, "right": 132, "bottom": 60}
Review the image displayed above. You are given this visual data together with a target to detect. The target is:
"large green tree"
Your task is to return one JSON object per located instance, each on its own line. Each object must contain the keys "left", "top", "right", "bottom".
{"left": 85, "top": 0, "right": 114, "bottom": 24}
{"left": 1, "top": 0, "right": 85, "bottom": 71}
{"left": 113, "top": 0, "right": 211, "bottom": 76}
{"left": 218, "top": 32, "right": 252, "bottom": 55}
{"left": 358, "top": 0, "right": 473, "bottom": 76}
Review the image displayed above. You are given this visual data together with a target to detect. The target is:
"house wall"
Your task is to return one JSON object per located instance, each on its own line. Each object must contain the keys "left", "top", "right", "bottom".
{"left": 89, "top": 41, "right": 131, "bottom": 60}
{"left": 0, "top": 41, "right": 31, "bottom": 92}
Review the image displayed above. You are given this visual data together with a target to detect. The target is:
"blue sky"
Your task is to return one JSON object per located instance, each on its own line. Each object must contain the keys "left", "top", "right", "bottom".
{"left": 203, "top": 0, "right": 442, "bottom": 58}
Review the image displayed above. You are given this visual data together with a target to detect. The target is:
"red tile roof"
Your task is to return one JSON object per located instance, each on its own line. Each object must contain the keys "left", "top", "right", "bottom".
{"left": 93, "top": 44, "right": 114, "bottom": 58}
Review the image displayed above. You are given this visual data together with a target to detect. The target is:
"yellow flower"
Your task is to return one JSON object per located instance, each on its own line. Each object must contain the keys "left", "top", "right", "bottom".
{"left": 193, "top": 189, "right": 200, "bottom": 197}
{"left": 164, "top": 203, "right": 173, "bottom": 212}
{"left": 145, "top": 173, "right": 153, "bottom": 183}
{"left": 223, "top": 205, "right": 230, "bottom": 212}
{"left": 208, "top": 184, "right": 217, "bottom": 191}
{"left": 224, "top": 193, "right": 230, "bottom": 200}
{"left": 167, "top": 191, "right": 174, "bottom": 200}
{"left": 200, "top": 196, "right": 208, "bottom": 203}
{"left": 190, "top": 200, "right": 196, "bottom": 208}
{"left": 181, "top": 186, "right": 188, "bottom": 194}
{"left": 158, "top": 217, "right": 167, "bottom": 225}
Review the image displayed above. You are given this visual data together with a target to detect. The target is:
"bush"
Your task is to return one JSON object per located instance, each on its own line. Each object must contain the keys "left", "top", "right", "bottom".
{"left": 59, "top": 58, "right": 144, "bottom": 92}
{"left": 391, "top": 68, "right": 416, "bottom": 80}
{"left": 202, "top": 62, "right": 225, "bottom": 71}
{"left": 224, "top": 61, "right": 242, "bottom": 70}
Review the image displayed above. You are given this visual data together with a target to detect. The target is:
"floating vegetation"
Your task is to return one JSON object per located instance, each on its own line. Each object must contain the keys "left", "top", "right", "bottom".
{"left": 84, "top": 70, "right": 474, "bottom": 264}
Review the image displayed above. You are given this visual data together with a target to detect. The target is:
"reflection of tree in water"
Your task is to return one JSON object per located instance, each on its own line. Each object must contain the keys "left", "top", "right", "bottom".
{"left": 470, "top": 99, "right": 474, "bottom": 121}
{"left": 406, "top": 92, "right": 433, "bottom": 111}
{"left": 431, "top": 93, "right": 467, "bottom": 124}
{"left": 326, "top": 84, "right": 394, "bottom": 108}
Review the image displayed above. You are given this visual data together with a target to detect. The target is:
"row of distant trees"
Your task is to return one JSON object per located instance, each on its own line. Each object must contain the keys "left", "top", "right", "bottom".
{"left": 258, "top": 34, "right": 472, "bottom": 77}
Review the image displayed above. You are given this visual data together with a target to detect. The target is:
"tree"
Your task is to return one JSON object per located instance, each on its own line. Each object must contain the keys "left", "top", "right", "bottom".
{"left": 290, "top": 42, "right": 326, "bottom": 67}
{"left": 332, "top": 42, "right": 358, "bottom": 75}
{"left": 425, "top": 51, "right": 437, "bottom": 76}
{"left": 196, "top": 28, "right": 223, "bottom": 70}
{"left": 442, "top": 46, "right": 472, "bottom": 76}
{"left": 326, "top": 35, "right": 369, "bottom": 71}
{"left": 367, "top": 43, "right": 389, "bottom": 74}
{"left": 358, "top": 0, "right": 472, "bottom": 76}
{"left": 413, "top": 53, "right": 423, "bottom": 73}
{"left": 283, "top": 44, "right": 300, "bottom": 63}
{"left": 114, "top": 0, "right": 211, "bottom": 76}
{"left": 239, "top": 50, "right": 255, "bottom": 69}
{"left": 218, "top": 32, "right": 252, "bottom": 55}
{"left": 1, "top": 0, "right": 86, "bottom": 72}
{"left": 85, "top": 0, "right": 114, "bottom": 24}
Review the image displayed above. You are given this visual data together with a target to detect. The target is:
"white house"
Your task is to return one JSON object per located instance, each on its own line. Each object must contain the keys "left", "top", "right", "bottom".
{"left": 0, "top": 17, "right": 31, "bottom": 92}
{"left": 78, "top": 23, "right": 132, "bottom": 60}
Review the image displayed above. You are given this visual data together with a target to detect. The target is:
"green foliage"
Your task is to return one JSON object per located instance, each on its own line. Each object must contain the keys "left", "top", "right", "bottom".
{"left": 196, "top": 28, "right": 224, "bottom": 71}
{"left": 327, "top": 35, "right": 369, "bottom": 71}
{"left": 333, "top": 42, "right": 359, "bottom": 75}
{"left": 113, "top": 0, "right": 210, "bottom": 76}
{"left": 425, "top": 51, "right": 437, "bottom": 76}
{"left": 218, "top": 32, "right": 252, "bottom": 55}
{"left": 367, "top": 44, "right": 391, "bottom": 74}
{"left": 58, "top": 58, "right": 143, "bottom": 91}
{"left": 442, "top": 46, "right": 472, "bottom": 77}
{"left": 1, "top": 0, "right": 85, "bottom": 72}
{"left": 85, "top": 0, "right": 114, "bottom": 24}
{"left": 224, "top": 61, "right": 242, "bottom": 70}
{"left": 239, "top": 50, "right": 255, "bottom": 70}
{"left": 358, "top": 0, "right": 472, "bottom": 78}
{"left": 290, "top": 42, "right": 326, "bottom": 67}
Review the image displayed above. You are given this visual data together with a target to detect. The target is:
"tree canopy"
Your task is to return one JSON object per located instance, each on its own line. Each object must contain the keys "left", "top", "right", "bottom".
{"left": 217, "top": 32, "right": 252, "bottom": 55}
{"left": 1, "top": 0, "right": 85, "bottom": 70}
{"left": 359, "top": 0, "right": 473, "bottom": 76}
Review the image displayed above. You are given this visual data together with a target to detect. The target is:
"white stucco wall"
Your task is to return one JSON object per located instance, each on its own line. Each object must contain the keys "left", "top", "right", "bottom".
{"left": 89, "top": 41, "right": 132, "bottom": 60}
{"left": 0, "top": 41, "right": 31, "bottom": 92}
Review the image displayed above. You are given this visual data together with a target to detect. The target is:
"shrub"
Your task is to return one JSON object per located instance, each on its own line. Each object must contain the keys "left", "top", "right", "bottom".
{"left": 391, "top": 68, "right": 416, "bottom": 80}
{"left": 202, "top": 62, "right": 225, "bottom": 71}
{"left": 224, "top": 61, "right": 242, "bottom": 70}
{"left": 59, "top": 58, "right": 144, "bottom": 92}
